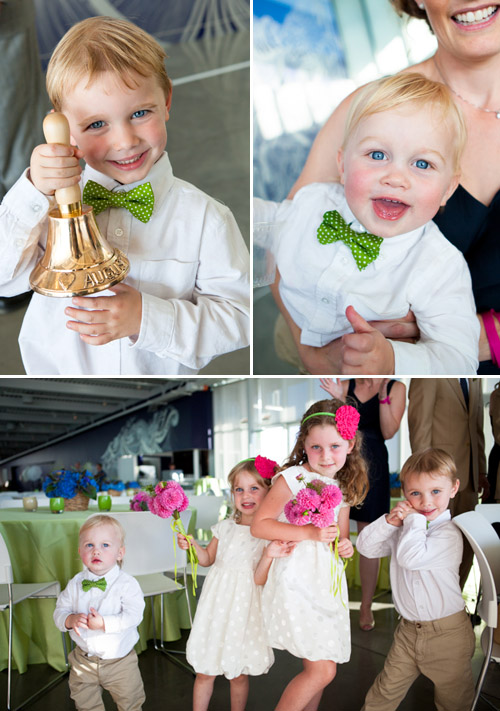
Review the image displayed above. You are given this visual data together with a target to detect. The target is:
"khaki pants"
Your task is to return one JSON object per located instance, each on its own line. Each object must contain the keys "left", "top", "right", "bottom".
{"left": 68, "top": 646, "right": 145, "bottom": 711}
{"left": 362, "top": 610, "right": 475, "bottom": 711}
{"left": 274, "top": 314, "right": 309, "bottom": 373}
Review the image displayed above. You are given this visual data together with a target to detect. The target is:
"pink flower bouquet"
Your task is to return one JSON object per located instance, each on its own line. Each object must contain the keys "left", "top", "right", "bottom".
{"left": 284, "top": 476, "right": 348, "bottom": 596}
{"left": 146, "top": 481, "right": 198, "bottom": 595}
{"left": 129, "top": 490, "right": 150, "bottom": 511}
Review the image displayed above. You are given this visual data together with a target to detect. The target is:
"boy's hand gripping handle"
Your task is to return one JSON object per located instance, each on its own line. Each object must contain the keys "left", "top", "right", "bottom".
{"left": 43, "top": 112, "right": 82, "bottom": 217}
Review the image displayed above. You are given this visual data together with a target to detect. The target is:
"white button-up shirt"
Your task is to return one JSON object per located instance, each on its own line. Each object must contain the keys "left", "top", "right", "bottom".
{"left": 254, "top": 182, "right": 479, "bottom": 374}
{"left": 53, "top": 564, "right": 145, "bottom": 659}
{"left": 356, "top": 510, "right": 465, "bottom": 622}
{"left": 0, "top": 153, "right": 249, "bottom": 374}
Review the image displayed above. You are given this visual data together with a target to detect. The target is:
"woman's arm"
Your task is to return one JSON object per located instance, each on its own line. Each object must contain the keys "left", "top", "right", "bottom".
{"left": 251, "top": 475, "right": 338, "bottom": 543}
{"left": 378, "top": 380, "right": 406, "bottom": 440}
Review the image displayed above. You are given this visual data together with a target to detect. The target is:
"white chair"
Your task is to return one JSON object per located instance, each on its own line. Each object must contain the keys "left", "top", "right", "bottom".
{"left": 0, "top": 532, "right": 68, "bottom": 711}
{"left": 104, "top": 510, "right": 194, "bottom": 674}
{"left": 190, "top": 495, "right": 227, "bottom": 542}
{"left": 454, "top": 511, "right": 500, "bottom": 711}
{"left": 475, "top": 503, "right": 500, "bottom": 526}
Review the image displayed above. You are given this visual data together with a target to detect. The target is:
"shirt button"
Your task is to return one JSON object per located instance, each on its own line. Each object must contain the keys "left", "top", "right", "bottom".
{"left": 116, "top": 189, "right": 125, "bottom": 194}
{"left": 321, "top": 297, "right": 329, "bottom": 304}
{"left": 115, "top": 228, "right": 124, "bottom": 237}
{"left": 31, "top": 203, "right": 41, "bottom": 212}
{"left": 342, "top": 257, "right": 347, "bottom": 264}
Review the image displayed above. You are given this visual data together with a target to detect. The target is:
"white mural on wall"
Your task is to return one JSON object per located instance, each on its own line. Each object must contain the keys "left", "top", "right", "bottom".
{"left": 101, "top": 406, "right": 180, "bottom": 477}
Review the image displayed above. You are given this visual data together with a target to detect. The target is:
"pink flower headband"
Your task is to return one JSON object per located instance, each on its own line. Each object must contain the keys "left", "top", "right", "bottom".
{"left": 239, "top": 455, "right": 278, "bottom": 480}
{"left": 302, "top": 405, "right": 360, "bottom": 440}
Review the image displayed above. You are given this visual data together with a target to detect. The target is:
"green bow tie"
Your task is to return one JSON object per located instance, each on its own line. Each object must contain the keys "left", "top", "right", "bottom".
{"left": 83, "top": 180, "right": 154, "bottom": 223}
{"left": 317, "top": 210, "right": 383, "bottom": 271}
{"left": 82, "top": 577, "right": 107, "bottom": 592}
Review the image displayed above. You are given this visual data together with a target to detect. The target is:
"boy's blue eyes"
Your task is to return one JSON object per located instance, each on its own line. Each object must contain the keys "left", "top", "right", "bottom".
{"left": 132, "top": 109, "right": 148, "bottom": 119}
{"left": 88, "top": 120, "right": 105, "bottom": 130}
{"left": 415, "top": 159, "right": 430, "bottom": 170}
{"left": 369, "top": 151, "right": 385, "bottom": 161}
{"left": 86, "top": 110, "right": 149, "bottom": 130}
{"left": 368, "top": 153, "right": 430, "bottom": 170}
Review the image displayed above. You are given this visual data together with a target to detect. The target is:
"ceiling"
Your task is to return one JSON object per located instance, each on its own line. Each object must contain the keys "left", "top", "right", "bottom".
{"left": 0, "top": 378, "right": 233, "bottom": 464}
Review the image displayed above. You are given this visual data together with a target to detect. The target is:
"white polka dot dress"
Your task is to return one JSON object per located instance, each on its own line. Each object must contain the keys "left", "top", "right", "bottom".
{"left": 262, "top": 466, "right": 351, "bottom": 663}
{"left": 186, "top": 518, "right": 274, "bottom": 679}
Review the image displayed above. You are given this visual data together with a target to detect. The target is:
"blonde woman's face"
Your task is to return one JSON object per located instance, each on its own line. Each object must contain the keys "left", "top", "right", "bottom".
{"left": 233, "top": 471, "right": 267, "bottom": 525}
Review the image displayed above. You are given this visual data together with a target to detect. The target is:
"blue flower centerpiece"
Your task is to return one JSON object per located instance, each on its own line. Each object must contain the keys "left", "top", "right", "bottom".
{"left": 43, "top": 469, "right": 97, "bottom": 511}
{"left": 100, "top": 480, "right": 125, "bottom": 496}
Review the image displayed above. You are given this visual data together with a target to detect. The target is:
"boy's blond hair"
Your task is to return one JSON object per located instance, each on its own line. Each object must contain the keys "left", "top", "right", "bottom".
{"left": 79, "top": 514, "right": 125, "bottom": 548}
{"left": 46, "top": 16, "right": 172, "bottom": 111}
{"left": 342, "top": 73, "right": 467, "bottom": 173}
{"left": 399, "top": 448, "right": 458, "bottom": 488}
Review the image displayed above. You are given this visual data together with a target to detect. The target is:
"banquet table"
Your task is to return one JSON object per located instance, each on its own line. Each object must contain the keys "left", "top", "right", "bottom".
{"left": 0, "top": 504, "right": 196, "bottom": 673}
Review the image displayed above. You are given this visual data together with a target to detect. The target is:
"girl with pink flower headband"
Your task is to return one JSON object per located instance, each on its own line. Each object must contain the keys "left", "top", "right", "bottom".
{"left": 177, "top": 457, "right": 295, "bottom": 711}
{"left": 251, "top": 398, "right": 369, "bottom": 711}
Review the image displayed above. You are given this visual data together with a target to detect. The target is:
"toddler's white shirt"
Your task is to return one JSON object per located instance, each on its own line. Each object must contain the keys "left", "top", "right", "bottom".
{"left": 53, "top": 564, "right": 145, "bottom": 659}
{"left": 356, "top": 510, "right": 464, "bottom": 621}
{"left": 0, "top": 153, "right": 249, "bottom": 374}
{"left": 254, "top": 182, "right": 479, "bottom": 374}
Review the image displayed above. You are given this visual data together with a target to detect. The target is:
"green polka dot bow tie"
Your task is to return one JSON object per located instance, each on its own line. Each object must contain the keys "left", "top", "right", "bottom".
{"left": 82, "top": 180, "right": 154, "bottom": 223}
{"left": 81, "top": 577, "right": 107, "bottom": 592}
{"left": 317, "top": 210, "right": 383, "bottom": 271}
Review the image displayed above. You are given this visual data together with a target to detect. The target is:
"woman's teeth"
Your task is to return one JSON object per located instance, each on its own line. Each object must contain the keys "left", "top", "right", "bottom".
{"left": 454, "top": 5, "right": 497, "bottom": 24}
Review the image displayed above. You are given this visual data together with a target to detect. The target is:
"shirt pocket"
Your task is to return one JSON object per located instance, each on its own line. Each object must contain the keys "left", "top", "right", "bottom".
{"left": 343, "top": 293, "right": 410, "bottom": 321}
{"left": 139, "top": 259, "right": 199, "bottom": 301}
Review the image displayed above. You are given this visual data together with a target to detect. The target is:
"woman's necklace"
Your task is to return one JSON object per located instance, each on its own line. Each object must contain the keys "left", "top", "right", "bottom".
{"left": 433, "top": 56, "right": 500, "bottom": 119}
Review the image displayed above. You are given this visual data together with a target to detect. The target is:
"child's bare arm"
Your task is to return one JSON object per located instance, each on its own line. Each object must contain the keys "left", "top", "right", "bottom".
{"left": 254, "top": 540, "right": 297, "bottom": 586}
{"left": 177, "top": 532, "right": 218, "bottom": 567}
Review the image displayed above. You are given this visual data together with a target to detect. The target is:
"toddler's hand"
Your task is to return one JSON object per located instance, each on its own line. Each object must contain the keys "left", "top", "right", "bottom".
{"left": 340, "top": 306, "right": 395, "bottom": 374}
{"left": 87, "top": 607, "right": 104, "bottom": 631}
{"left": 177, "top": 532, "right": 193, "bottom": 551}
{"left": 65, "top": 283, "right": 142, "bottom": 345}
{"left": 310, "top": 523, "right": 338, "bottom": 543}
{"left": 386, "top": 500, "right": 413, "bottom": 527}
{"left": 65, "top": 612, "right": 88, "bottom": 635}
{"left": 29, "top": 142, "right": 83, "bottom": 197}
{"left": 336, "top": 537, "right": 354, "bottom": 559}
{"left": 266, "top": 540, "right": 297, "bottom": 558}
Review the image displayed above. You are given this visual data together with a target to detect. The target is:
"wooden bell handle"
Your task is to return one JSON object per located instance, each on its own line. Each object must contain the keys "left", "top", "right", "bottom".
{"left": 43, "top": 112, "right": 82, "bottom": 212}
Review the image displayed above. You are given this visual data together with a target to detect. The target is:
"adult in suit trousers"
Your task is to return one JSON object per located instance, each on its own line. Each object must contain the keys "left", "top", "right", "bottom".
{"left": 408, "top": 378, "right": 489, "bottom": 587}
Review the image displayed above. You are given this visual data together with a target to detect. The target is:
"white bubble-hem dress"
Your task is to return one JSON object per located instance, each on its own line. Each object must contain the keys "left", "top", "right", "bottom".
{"left": 262, "top": 466, "right": 351, "bottom": 663}
{"left": 186, "top": 518, "right": 274, "bottom": 679}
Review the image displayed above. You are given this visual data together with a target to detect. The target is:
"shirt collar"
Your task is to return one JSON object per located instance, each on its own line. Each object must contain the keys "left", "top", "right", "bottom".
{"left": 82, "top": 151, "right": 174, "bottom": 199}
{"left": 83, "top": 563, "right": 120, "bottom": 583}
{"left": 427, "top": 509, "right": 452, "bottom": 530}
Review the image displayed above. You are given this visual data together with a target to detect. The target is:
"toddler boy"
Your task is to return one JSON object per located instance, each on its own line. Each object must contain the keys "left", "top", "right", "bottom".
{"left": 54, "top": 515, "right": 145, "bottom": 711}
{"left": 254, "top": 73, "right": 479, "bottom": 374}
{"left": 0, "top": 16, "right": 249, "bottom": 374}
{"left": 356, "top": 448, "right": 475, "bottom": 711}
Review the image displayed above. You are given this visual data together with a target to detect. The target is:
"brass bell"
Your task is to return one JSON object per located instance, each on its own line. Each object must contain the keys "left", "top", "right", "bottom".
{"left": 29, "top": 112, "right": 130, "bottom": 297}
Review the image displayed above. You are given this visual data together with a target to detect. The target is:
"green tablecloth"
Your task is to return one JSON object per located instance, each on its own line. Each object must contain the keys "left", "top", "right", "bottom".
{"left": 0, "top": 505, "right": 196, "bottom": 673}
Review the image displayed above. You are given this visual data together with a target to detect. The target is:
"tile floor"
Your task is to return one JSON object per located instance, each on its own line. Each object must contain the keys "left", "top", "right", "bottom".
{"left": 3, "top": 586, "right": 499, "bottom": 710}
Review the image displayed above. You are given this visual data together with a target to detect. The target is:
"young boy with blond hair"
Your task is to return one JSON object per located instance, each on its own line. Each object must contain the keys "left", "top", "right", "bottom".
{"left": 0, "top": 16, "right": 249, "bottom": 375}
{"left": 54, "top": 514, "right": 145, "bottom": 710}
{"left": 356, "top": 448, "right": 475, "bottom": 711}
{"left": 254, "top": 73, "right": 479, "bottom": 375}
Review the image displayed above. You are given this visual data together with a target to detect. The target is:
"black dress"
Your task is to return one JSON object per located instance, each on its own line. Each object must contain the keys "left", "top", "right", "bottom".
{"left": 433, "top": 185, "right": 500, "bottom": 375}
{"left": 349, "top": 380, "right": 396, "bottom": 523}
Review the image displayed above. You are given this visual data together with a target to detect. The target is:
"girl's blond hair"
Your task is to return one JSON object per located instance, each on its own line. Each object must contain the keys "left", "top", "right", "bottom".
{"left": 46, "top": 16, "right": 172, "bottom": 111}
{"left": 227, "top": 460, "right": 271, "bottom": 524}
{"left": 282, "top": 399, "right": 369, "bottom": 507}
{"left": 343, "top": 73, "right": 467, "bottom": 173}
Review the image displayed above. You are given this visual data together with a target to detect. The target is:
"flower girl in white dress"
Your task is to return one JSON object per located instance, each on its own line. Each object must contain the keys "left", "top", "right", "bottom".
{"left": 177, "top": 457, "right": 295, "bottom": 711}
{"left": 252, "top": 399, "right": 369, "bottom": 711}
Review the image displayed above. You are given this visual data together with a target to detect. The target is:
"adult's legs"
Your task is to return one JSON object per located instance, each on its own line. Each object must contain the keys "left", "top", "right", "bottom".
{"left": 275, "top": 659, "right": 336, "bottom": 711}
